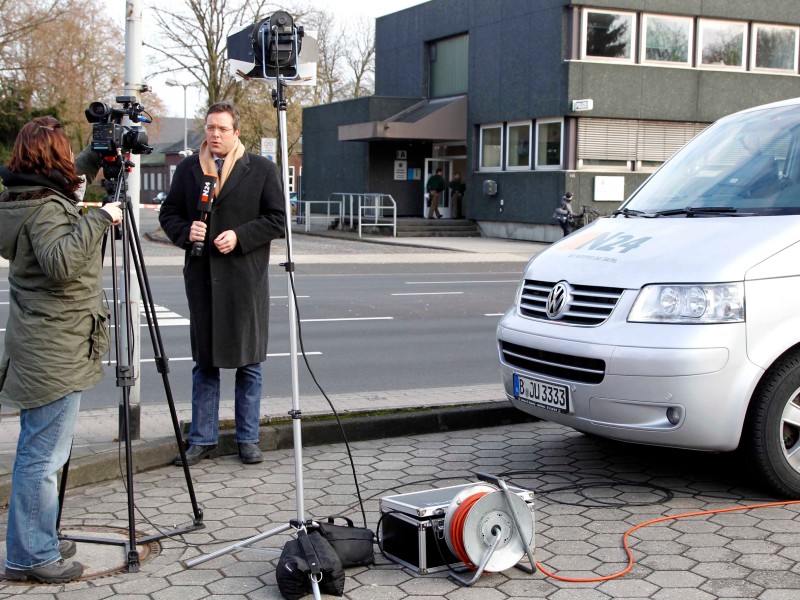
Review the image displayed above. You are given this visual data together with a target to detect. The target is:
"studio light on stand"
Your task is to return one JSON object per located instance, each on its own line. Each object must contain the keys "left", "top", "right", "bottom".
{"left": 182, "top": 9, "right": 320, "bottom": 593}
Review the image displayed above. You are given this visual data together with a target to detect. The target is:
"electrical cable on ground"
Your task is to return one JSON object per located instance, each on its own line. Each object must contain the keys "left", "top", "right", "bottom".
{"left": 533, "top": 498, "right": 800, "bottom": 583}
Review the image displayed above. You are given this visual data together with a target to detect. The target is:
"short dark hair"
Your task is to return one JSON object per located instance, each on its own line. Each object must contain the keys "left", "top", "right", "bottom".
{"left": 206, "top": 102, "right": 241, "bottom": 131}
{"left": 565, "top": 192, "right": 574, "bottom": 198}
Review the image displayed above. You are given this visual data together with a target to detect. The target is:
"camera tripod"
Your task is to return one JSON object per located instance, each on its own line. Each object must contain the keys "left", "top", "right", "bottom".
{"left": 56, "top": 156, "right": 204, "bottom": 572}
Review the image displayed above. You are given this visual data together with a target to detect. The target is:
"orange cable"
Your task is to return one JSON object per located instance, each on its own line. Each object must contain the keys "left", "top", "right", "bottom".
{"left": 535, "top": 498, "right": 800, "bottom": 583}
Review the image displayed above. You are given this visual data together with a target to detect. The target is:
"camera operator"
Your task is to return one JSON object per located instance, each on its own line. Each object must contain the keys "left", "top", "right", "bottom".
{"left": 0, "top": 116, "right": 122, "bottom": 584}
{"left": 159, "top": 102, "right": 284, "bottom": 467}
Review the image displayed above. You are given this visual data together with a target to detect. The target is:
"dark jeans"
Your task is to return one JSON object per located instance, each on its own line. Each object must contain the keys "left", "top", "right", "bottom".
{"left": 188, "top": 363, "right": 262, "bottom": 445}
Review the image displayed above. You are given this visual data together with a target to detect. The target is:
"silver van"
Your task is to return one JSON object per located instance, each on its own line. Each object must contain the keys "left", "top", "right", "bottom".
{"left": 497, "top": 98, "right": 800, "bottom": 497}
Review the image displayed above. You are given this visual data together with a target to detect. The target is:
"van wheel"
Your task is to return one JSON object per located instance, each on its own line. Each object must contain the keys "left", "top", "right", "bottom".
{"left": 744, "top": 351, "right": 800, "bottom": 498}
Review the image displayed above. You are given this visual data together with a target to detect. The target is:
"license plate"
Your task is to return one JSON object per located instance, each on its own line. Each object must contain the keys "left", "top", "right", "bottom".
{"left": 513, "top": 374, "right": 570, "bottom": 413}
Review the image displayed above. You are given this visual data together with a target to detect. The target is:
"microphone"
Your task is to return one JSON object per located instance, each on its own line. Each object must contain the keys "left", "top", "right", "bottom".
{"left": 190, "top": 174, "right": 217, "bottom": 257}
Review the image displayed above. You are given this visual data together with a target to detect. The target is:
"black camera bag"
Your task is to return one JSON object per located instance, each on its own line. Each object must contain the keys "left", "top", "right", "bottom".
{"left": 316, "top": 515, "right": 375, "bottom": 568}
{"left": 276, "top": 530, "right": 344, "bottom": 600}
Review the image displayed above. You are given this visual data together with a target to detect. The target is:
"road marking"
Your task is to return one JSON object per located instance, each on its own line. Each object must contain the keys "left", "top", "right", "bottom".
{"left": 405, "top": 280, "right": 518, "bottom": 284}
{"left": 105, "top": 352, "right": 324, "bottom": 365}
{"left": 271, "top": 295, "right": 310, "bottom": 299}
{"left": 484, "top": 313, "right": 505, "bottom": 317}
{"left": 299, "top": 317, "right": 394, "bottom": 323}
{"left": 139, "top": 305, "right": 190, "bottom": 326}
{"left": 391, "top": 292, "right": 464, "bottom": 296}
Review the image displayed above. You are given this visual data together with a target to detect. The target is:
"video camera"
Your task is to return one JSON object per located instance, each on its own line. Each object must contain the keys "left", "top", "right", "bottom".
{"left": 85, "top": 96, "right": 153, "bottom": 156}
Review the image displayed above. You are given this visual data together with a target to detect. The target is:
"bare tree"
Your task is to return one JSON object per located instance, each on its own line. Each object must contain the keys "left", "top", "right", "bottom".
{"left": 0, "top": 0, "right": 126, "bottom": 146}
{"left": 0, "top": 0, "right": 71, "bottom": 55}
{"left": 343, "top": 17, "right": 375, "bottom": 98}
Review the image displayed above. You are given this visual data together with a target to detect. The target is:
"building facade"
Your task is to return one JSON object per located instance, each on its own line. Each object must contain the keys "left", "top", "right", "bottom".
{"left": 302, "top": 0, "right": 800, "bottom": 241}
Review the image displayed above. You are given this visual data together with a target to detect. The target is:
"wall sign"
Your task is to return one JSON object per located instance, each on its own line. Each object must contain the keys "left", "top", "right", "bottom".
{"left": 394, "top": 160, "right": 407, "bottom": 180}
{"left": 594, "top": 176, "right": 625, "bottom": 201}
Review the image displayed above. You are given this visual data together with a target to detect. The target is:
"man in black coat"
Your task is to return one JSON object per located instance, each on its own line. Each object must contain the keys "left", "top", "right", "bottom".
{"left": 159, "top": 102, "right": 285, "bottom": 465}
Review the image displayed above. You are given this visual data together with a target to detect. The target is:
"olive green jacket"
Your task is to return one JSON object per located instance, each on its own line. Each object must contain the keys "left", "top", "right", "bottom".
{"left": 0, "top": 151, "right": 111, "bottom": 409}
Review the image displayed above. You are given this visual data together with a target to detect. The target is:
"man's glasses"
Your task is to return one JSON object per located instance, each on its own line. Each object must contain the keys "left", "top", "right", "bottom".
{"left": 204, "top": 125, "right": 234, "bottom": 133}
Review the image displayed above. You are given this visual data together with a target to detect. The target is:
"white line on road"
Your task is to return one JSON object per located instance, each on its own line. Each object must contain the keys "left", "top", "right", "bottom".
{"left": 299, "top": 317, "right": 394, "bottom": 323}
{"left": 105, "top": 352, "right": 324, "bottom": 365}
{"left": 484, "top": 313, "right": 505, "bottom": 317}
{"left": 391, "top": 292, "right": 464, "bottom": 296}
{"left": 405, "top": 280, "right": 518, "bottom": 284}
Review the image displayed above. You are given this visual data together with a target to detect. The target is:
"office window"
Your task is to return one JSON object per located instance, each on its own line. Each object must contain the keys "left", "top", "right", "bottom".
{"left": 288, "top": 166, "right": 296, "bottom": 192}
{"left": 429, "top": 34, "right": 468, "bottom": 98}
{"left": 157, "top": 173, "right": 163, "bottom": 191}
{"left": 698, "top": 19, "right": 746, "bottom": 68}
{"left": 479, "top": 125, "right": 502, "bottom": 170}
{"left": 506, "top": 122, "right": 531, "bottom": 170}
{"left": 642, "top": 14, "right": 693, "bottom": 65}
{"left": 535, "top": 119, "right": 563, "bottom": 169}
{"left": 752, "top": 24, "right": 799, "bottom": 72}
{"left": 582, "top": 9, "right": 635, "bottom": 61}
{"left": 578, "top": 118, "right": 708, "bottom": 171}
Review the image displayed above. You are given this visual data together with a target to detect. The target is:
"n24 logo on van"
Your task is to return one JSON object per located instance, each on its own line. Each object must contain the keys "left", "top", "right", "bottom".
{"left": 561, "top": 230, "right": 652, "bottom": 254}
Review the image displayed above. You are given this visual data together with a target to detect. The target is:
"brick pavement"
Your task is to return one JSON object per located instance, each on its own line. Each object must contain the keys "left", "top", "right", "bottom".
{"left": 1, "top": 419, "right": 799, "bottom": 598}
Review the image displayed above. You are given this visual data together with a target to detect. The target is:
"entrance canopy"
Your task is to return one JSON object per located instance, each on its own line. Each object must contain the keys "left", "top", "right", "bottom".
{"left": 338, "top": 95, "right": 466, "bottom": 142}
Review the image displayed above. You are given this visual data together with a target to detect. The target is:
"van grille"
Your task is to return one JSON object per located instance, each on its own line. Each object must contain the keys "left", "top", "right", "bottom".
{"left": 500, "top": 341, "right": 605, "bottom": 384}
{"left": 519, "top": 280, "right": 624, "bottom": 326}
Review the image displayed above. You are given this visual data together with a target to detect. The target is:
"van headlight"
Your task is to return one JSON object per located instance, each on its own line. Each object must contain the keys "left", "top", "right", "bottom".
{"left": 629, "top": 283, "right": 744, "bottom": 323}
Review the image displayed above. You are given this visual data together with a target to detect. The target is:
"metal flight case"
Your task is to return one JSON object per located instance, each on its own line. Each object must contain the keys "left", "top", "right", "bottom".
{"left": 379, "top": 483, "right": 535, "bottom": 574}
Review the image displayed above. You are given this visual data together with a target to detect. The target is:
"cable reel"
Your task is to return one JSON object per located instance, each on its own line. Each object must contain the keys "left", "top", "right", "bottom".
{"left": 442, "top": 474, "right": 536, "bottom": 586}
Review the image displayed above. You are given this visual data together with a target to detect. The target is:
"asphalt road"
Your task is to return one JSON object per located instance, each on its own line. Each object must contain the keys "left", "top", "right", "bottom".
{"left": 0, "top": 208, "right": 527, "bottom": 411}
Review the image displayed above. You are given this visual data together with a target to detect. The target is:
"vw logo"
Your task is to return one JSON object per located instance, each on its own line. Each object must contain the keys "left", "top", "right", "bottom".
{"left": 546, "top": 281, "right": 571, "bottom": 320}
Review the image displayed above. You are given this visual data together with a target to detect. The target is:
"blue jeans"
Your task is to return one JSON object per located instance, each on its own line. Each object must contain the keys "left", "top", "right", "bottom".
{"left": 5, "top": 391, "right": 81, "bottom": 570}
{"left": 188, "top": 363, "right": 262, "bottom": 446}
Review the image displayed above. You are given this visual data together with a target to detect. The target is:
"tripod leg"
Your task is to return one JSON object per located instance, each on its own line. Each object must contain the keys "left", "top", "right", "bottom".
{"left": 123, "top": 205, "right": 204, "bottom": 525}
{"left": 56, "top": 445, "right": 72, "bottom": 530}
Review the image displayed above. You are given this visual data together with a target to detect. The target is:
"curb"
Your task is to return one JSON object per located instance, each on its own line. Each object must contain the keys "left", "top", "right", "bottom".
{"left": 0, "top": 402, "right": 535, "bottom": 507}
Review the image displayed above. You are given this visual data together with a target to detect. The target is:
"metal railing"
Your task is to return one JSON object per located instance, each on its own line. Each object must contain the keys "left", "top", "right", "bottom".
{"left": 298, "top": 200, "right": 344, "bottom": 232}
{"left": 328, "top": 193, "right": 397, "bottom": 238}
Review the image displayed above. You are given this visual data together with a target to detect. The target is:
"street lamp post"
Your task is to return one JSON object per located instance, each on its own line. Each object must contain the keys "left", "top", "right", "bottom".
{"left": 165, "top": 79, "right": 200, "bottom": 154}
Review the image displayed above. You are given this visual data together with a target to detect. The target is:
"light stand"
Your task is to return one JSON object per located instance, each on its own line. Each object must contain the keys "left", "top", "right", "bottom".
{"left": 56, "top": 156, "right": 204, "bottom": 572}
{"left": 182, "top": 71, "right": 321, "bottom": 600}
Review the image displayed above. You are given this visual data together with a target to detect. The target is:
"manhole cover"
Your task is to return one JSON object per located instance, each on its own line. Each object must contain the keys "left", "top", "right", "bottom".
{"left": 3, "top": 526, "right": 161, "bottom": 584}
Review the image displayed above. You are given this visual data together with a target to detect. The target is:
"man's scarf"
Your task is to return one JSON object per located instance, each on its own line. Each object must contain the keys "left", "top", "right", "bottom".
{"left": 198, "top": 138, "right": 245, "bottom": 193}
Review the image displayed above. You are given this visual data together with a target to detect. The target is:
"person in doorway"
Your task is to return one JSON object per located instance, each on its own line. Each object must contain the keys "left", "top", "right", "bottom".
{"left": 553, "top": 191, "right": 575, "bottom": 237}
{"left": 448, "top": 172, "right": 466, "bottom": 219}
{"left": 0, "top": 116, "right": 121, "bottom": 583}
{"left": 159, "top": 102, "right": 285, "bottom": 467}
{"left": 426, "top": 167, "right": 445, "bottom": 219}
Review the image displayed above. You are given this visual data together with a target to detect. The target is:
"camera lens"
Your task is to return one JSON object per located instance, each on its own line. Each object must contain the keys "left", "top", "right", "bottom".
{"left": 88, "top": 102, "right": 111, "bottom": 119}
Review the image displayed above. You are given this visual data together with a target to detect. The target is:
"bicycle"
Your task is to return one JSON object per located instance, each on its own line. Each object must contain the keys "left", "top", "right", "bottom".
{"left": 569, "top": 206, "right": 602, "bottom": 230}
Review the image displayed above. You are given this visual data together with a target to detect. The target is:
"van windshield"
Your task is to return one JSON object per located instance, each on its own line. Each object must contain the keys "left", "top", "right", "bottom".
{"left": 625, "top": 103, "right": 800, "bottom": 216}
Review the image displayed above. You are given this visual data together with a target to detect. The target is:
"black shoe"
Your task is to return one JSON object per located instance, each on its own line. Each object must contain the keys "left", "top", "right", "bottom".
{"left": 238, "top": 442, "right": 263, "bottom": 464}
{"left": 5, "top": 559, "right": 84, "bottom": 583}
{"left": 58, "top": 539, "right": 77, "bottom": 559}
{"left": 173, "top": 444, "right": 217, "bottom": 466}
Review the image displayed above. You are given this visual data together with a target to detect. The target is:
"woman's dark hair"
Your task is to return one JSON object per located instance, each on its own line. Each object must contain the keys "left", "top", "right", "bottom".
{"left": 7, "top": 116, "right": 81, "bottom": 193}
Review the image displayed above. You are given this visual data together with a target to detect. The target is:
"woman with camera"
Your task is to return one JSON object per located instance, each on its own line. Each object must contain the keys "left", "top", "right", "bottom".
{"left": 0, "top": 116, "right": 122, "bottom": 583}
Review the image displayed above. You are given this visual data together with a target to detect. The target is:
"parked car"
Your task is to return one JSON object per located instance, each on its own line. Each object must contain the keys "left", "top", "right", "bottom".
{"left": 152, "top": 192, "right": 167, "bottom": 204}
{"left": 497, "top": 97, "right": 800, "bottom": 497}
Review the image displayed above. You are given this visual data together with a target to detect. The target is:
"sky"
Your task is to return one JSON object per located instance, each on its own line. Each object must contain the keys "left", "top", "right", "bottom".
{"left": 139, "top": 0, "right": 431, "bottom": 118}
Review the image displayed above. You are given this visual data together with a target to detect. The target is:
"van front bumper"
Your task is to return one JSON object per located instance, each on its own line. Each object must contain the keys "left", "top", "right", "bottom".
{"left": 497, "top": 314, "right": 764, "bottom": 452}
